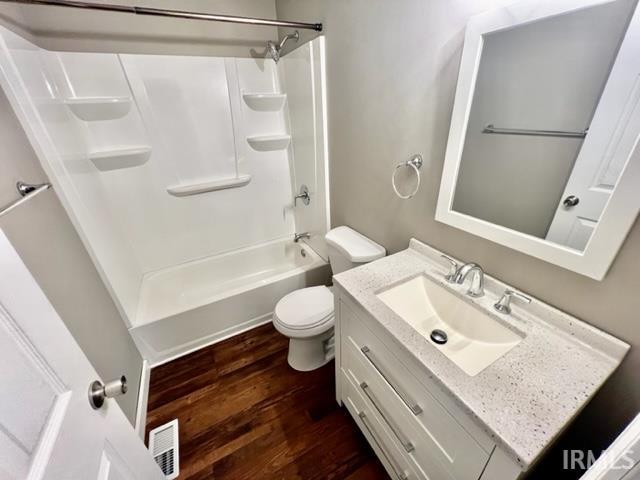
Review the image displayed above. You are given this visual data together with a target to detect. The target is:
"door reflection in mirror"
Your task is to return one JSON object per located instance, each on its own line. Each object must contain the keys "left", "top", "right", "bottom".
{"left": 451, "top": 0, "right": 636, "bottom": 251}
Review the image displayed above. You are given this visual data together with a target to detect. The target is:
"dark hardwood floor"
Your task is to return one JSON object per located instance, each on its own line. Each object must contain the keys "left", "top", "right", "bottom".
{"left": 146, "top": 323, "right": 389, "bottom": 479}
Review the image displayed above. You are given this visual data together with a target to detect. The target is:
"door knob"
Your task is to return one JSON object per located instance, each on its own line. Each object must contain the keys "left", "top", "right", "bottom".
{"left": 563, "top": 195, "right": 580, "bottom": 207}
{"left": 88, "top": 376, "right": 127, "bottom": 410}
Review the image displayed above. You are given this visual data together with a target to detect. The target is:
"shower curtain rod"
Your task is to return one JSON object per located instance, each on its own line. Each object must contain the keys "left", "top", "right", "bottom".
{"left": 1, "top": 0, "right": 323, "bottom": 31}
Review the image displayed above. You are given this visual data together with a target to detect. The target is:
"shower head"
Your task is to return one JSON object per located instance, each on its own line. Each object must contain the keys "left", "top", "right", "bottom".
{"left": 267, "top": 40, "right": 280, "bottom": 63}
{"left": 266, "top": 30, "right": 299, "bottom": 63}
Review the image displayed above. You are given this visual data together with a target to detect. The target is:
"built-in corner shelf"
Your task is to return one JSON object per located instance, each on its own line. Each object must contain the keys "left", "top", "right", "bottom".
{"left": 166, "top": 174, "right": 252, "bottom": 197}
{"left": 242, "top": 93, "right": 287, "bottom": 112}
{"left": 246, "top": 134, "right": 291, "bottom": 152}
{"left": 88, "top": 145, "right": 152, "bottom": 171}
{"left": 64, "top": 96, "right": 132, "bottom": 121}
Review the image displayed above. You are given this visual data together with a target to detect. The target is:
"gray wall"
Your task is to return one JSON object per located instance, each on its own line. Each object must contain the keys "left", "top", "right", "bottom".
{"left": 0, "top": 0, "right": 278, "bottom": 57}
{"left": 453, "top": 1, "right": 632, "bottom": 238}
{"left": 277, "top": 0, "right": 640, "bottom": 477}
{"left": 0, "top": 88, "right": 142, "bottom": 423}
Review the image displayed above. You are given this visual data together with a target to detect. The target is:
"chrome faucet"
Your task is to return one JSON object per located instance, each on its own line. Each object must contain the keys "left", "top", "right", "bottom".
{"left": 452, "top": 262, "right": 485, "bottom": 297}
{"left": 294, "top": 232, "right": 311, "bottom": 243}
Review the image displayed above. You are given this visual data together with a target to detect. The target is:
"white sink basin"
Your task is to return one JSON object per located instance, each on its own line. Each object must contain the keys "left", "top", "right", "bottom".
{"left": 376, "top": 275, "right": 524, "bottom": 376}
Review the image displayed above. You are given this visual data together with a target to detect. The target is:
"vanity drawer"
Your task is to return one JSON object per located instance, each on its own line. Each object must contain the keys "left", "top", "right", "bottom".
{"left": 343, "top": 347, "right": 455, "bottom": 480}
{"left": 340, "top": 300, "right": 492, "bottom": 480}
{"left": 342, "top": 369, "right": 420, "bottom": 480}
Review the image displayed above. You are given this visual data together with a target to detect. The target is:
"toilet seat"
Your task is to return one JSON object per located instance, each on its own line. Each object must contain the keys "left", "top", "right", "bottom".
{"left": 273, "top": 286, "right": 335, "bottom": 338}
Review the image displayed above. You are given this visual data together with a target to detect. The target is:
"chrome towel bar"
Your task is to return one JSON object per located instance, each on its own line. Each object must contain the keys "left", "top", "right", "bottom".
{"left": 0, "top": 182, "right": 51, "bottom": 219}
{"left": 482, "top": 124, "right": 588, "bottom": 139}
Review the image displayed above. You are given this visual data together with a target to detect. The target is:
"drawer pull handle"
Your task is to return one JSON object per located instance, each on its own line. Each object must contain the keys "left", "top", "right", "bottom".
{"left": 358, "top": 410, "right": 410, "bottom": 480}
{"left": 361, "top": 382, "right": 415, "bottom": 453}
{"left": 361, "top": 346, "right": 422, "bottom": 415}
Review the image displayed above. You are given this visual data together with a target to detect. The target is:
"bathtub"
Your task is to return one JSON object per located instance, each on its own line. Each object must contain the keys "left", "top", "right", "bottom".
{"left": 129, "top": 238, "right": 330, "bottom": 365}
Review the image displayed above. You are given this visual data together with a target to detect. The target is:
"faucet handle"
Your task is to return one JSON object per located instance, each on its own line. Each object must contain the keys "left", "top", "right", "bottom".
{"left": 294, "top": 185, "right": 310, "bottom": 206}
{"left": 440, "top": 255, "right": 458, "bottom": 282}
{"left": 494, "top": 289, "right": 531, "bottom": 315}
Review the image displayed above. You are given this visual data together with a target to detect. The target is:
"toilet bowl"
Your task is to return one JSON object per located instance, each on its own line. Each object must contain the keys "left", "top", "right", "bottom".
{"left": 273, "top": 285, "right": 335, "bottom": 371}
{"left": 273, "top": 226, "right": 385, "bottom": 371}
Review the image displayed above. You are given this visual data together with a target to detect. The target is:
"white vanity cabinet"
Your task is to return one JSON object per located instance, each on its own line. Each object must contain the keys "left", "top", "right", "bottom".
{"left": 333, "top": 239, "right": 629, "bottom": 479}
{"left": 336, "top": 293, "right": 522, "bottom": 480}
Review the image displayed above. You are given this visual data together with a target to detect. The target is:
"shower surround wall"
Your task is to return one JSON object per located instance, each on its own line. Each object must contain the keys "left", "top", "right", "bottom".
{"left": 0, "top": 28, "right": 329, "bottom": 364}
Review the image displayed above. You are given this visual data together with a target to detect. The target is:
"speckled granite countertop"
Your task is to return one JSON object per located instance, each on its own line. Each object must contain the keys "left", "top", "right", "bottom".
{"left": 333, "top": 239, "right": 629, "bottom": 470}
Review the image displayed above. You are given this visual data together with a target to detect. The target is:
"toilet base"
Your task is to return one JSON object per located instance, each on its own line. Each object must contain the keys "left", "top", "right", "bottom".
{"left": 287, "top": 329, "right": 335, "bottom": 371}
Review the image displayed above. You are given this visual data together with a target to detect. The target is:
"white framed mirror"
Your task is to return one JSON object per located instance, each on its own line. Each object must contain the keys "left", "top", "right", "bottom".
{"left": 436, "top": 0, "right": 640, "bottom": 280}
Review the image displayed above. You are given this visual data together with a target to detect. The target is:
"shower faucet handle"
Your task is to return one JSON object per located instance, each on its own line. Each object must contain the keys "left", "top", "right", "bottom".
{"left": 294, "top": 184, "right": 311, "bottom": 206}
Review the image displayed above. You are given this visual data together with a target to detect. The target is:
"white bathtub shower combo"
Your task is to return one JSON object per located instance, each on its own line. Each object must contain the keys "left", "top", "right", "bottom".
{"left": 0, "top": 27, "right": 330, "bottom": 365}
{"left": 134, "top": 239, "right": 328, "bottom": 362}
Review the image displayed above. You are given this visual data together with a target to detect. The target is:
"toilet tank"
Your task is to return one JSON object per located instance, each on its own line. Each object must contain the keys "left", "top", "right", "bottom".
{"left": 325, "top": 226, "right": 386, "bottom": 274}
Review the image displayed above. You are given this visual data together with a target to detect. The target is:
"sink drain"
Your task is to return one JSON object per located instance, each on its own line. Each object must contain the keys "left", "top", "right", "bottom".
{"left": 430, "top": 329, "right": 448, "bottom": 345}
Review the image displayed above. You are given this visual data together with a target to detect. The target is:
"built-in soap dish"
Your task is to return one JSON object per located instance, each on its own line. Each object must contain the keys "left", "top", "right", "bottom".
{"left": 64, "top": 96, "right": 132, "bottom": 121}
{"left": 242, "top": 93, "right": 287, "bottom": 112}
{"left": 246, "top": 134, "right": 291, "bottom": 152}
{"left": 88, "top": 145, "right": 151, "bottom": 171}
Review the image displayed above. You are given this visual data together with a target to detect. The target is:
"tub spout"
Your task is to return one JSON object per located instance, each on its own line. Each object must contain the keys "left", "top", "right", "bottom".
{"left": 294, "top": 232, "right": 311, "bottom": 243}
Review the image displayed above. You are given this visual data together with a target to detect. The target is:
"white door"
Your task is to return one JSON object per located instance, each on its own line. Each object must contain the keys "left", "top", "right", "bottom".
{"left": 546, "top": 3, "right": 640, "bottom": 250}
{"left": 0, "top": 229, "right": 163, "bottom": 480}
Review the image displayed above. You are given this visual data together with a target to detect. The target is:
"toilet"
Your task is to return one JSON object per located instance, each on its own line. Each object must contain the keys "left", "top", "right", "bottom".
{"left": 273, "top": 226, "right": 386, "bottom": 371}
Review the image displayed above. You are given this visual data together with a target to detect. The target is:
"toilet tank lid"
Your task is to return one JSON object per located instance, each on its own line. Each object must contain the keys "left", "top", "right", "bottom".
{"left": 325, "top": 226, "right": 386, "bottom": 263}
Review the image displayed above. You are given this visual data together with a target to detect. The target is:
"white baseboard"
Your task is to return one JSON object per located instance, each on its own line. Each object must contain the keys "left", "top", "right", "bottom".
{"left": 134, "top": 359, "right": 150, "bottom": 441}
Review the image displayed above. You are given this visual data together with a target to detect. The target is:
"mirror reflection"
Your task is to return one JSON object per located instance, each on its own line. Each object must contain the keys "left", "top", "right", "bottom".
{"left": 451, "top": 0, "right": 636, "bottom": 251}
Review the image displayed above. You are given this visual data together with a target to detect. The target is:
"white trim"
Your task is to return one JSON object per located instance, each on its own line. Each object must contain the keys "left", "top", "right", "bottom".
{"left": 134, "top": 360, "right": 150, "bottom": 441}
{"left": 436, "top": 0, "right": 640, "bottom": 280}
{"left": 317, "top": 36, "right": 331, "bottom": 236}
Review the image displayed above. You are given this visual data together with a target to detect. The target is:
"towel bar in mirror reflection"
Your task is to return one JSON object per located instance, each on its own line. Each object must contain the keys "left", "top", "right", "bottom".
{"left": 482, "top": 124, "right": 588, "bottom": 139}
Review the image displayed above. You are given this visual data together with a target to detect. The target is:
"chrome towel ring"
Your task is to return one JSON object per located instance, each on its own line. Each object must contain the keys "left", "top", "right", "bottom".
{"left": 392, "top": 154, "right": 423, "bottom": 199}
